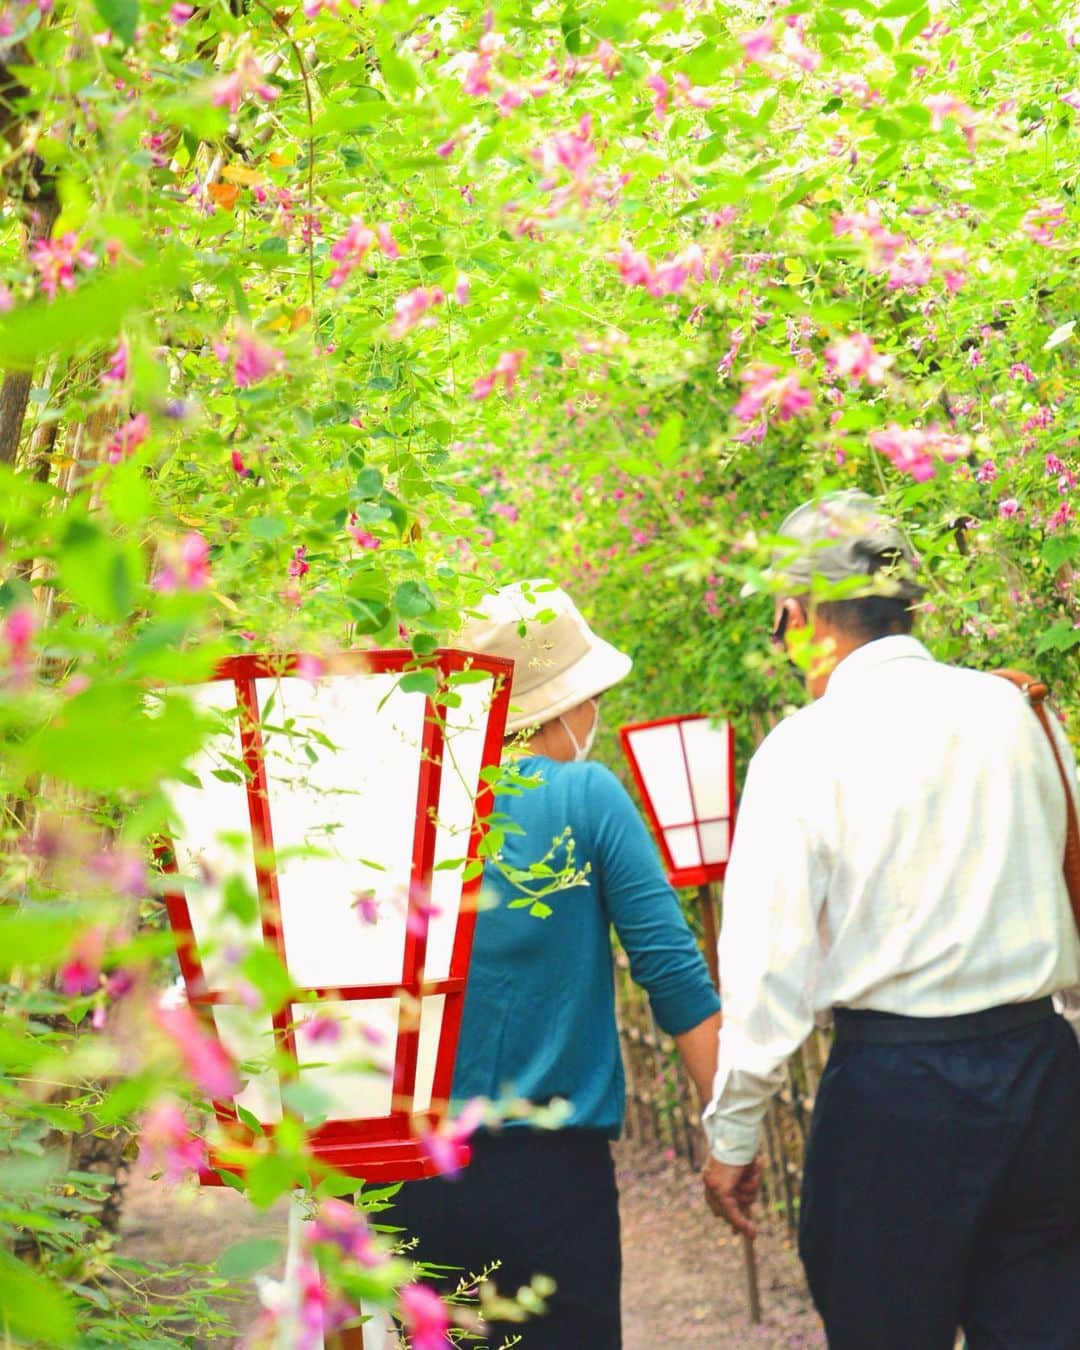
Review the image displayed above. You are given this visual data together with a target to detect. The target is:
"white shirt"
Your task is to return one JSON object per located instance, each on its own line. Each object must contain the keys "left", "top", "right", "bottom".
{"left": 704, "top": 635, "right": 1080, "bottom": 1166}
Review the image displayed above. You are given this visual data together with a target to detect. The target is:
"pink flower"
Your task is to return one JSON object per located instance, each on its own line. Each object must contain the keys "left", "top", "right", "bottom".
{"left": 352, "top": 889, "right": 379, "bottom": 924}
{"left": 390, "top": 285, "right": 445, "bottom": 338}
{"left": 976, "top": 459, "right": 998, "bottom": 484}
{"left": 887, "top": 247, "right": 933, "bottom": 290}
{"left": 211, "top": 55, "right": 280, "bottom": 114}
{"left": 869, "top": 425, "right": 936, "bottom": 482}
{"left": 925, "top": 93, "right": 977, "bottom": 150}
{"left": 1009, "top": 362, "right": 1037, "bottom": 384}
{"left": 1062, "top": 91, "right": 1080, "bottom": 111}
{"left": 615, "top": 244, "right": 656, "bottom": 289}
{"left": 453, "top": 273, "right": 470, "bottom": 305}
{"left": 592, "top": 39, "right": 620, "bottom": 78}
{"left": 60, "top": 927, "right": 106, "bottom": 996}
{"left": 462, "top": 52, "right": 492, "bottom": 97}
{"left": 375, "top": 222, "right": 399, "bottom": 259}
{"left": 308, "top": 1198, "right": 388, "bottom": 1267}
{"left": 348, "top": 519, "right": 381, "bottom": 550}
{"left": 140, "top": 1099, "right": 207, "bottom": 1182}
{"left": 645, "top": 73, "right": 669, "bottom": 118}
{"left": 294, "top": 653, "right": 324, "bottom": 682}
{"left": 288, "top": 545, "right": 309, "bottom": 579}
{"left": 739, "top": 23, "right": 774, "bottom": 64}
{"left": 471, "top": 349, "right": 525, "bottom": 401}
{"left": 169, "top": 2, "right": 194, "bottom": 21}
{"left": 102, "top": 340, "right": 128, "bottom": 385}
{"left": 780, "top": 18, "right": 820, "bottom": 72}
{"left": 1047, "top": 502, "right": 1075, "bottom": 532}
{"left": 418, "top": 1098, "right": 487, "bottom": 1177}
{"left": 87, "top": 846, "right": 147, "bottom": 897}
{"left": 435, "top": 138, "right": 456, "bottom": 158}
{"left": 156, "top": 1004, "right": 239, "bottom": 1100}
{"left": 1045, "top": 453, "right": 1066, "bottom": 476}
{"left": 301, "top": 1016, "right": 342, "bottom": 1045}
{"left": 734, "top": 364, "right": 812, "bottom": 423}
{"left": 327, "top": 220, "right": 375, "bottom": 288}
{"left": 3, "top": 606, "right": 36, "bottom": 686}
{"left": 294, "top": 1263, "right": 354, "bottom": 1349}
{"left": 824, "top": 333, "right": 892, "bottom": 385}
{"left": 674, "top": 73, "right": 714, "bottom": 109}
{"left": 231, "top": 448, "right": 252, "bottom": 478}
{"left": 0, "top": 285, "right": 13, "bottom": 312}
{"left": 30, "top": 232, "right": 96, "bottom": 300}
{"left": 228, "top": 332, "right": 284, "bottom": 388}
{"left": 152, "top": 531, "right": 212, "bottom": 593}
{"left": 105, "top": 412, "right": 150, "bottom": 465}
{"left": 1021, "top": 200, "right": 1066, "bottom": 245}
{"left": 998, "top": 498, "right": 1022, "bottom": 519}
{"left": 398, "top": 1283, "right": 451, "bottom": 1350}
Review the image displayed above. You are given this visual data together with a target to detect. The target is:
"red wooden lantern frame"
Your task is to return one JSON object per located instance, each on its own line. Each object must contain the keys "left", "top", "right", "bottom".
{"left": 619, "top": 713, "right": 736, "bottom": 889}
{"left": 158, "top": 648, "right": 513, "bottom": 1183}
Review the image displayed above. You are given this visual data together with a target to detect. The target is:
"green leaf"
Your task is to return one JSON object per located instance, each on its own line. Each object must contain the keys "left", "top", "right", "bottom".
{"left": 394, "top": 579, "right": 436, "bottom": 618}
{"left": 0, "top": 910, "right": 81, "bottom": 973}
{"left": 346, "top": 597, "right": 390, "bottom": 633}
{"left": 655, "top": 414, "right": 683, "bottom": 467}
{"left": 217, "top": 1239, "right": 282, "bottom": 1279}
{"left": 0, "top": 1252, "right": 76, "bottom": 1345}
{"left": 399, "top": 670, "right": 438, "bottom": 697}
{"left": 92, "top": 0, "right": 138, "bottom": 46}
{"left": 0, "top": 253, "right": 179, "bottom": 369}
{"left": 17, "top": 685, "right": 208, "bottom": 791}
{"left": 1043, "top": 534, "right": 1080, "bottom": 571}
{"left": 1035, "top": 622, "right": 1080, "bottom": 656}
{"left": 314, "top": 100, "right": 393, "bottom": 135}
{"left": 240, "top": 946, "right": 294, "bottom": 1013}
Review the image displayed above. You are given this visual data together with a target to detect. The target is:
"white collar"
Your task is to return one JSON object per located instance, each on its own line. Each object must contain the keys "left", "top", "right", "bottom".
{"left": 823, "top": 635, "right": 934, "bottom": 700}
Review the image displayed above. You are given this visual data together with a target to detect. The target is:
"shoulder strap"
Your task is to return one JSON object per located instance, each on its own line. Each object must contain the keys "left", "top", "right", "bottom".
{"left": 992, "top": 668, "right": 1080, "bottom": 935}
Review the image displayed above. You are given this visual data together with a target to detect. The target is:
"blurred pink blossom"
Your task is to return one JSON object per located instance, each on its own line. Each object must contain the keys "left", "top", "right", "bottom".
{"left": 998, "top": 498, "right": 1022, "bottom": 519}
{"left": 211, "top": 55, "right": 280, "bottom": 114}
{"left": 105, "top": 412, "right": 150, "bottom": 465}
{"left": 230, "top": 332, "right": 285, "bottom": 387}
{"left": 471, "top": 349, "right": 525, "bottom": 400}
{"left": 3, "top": 607, "right": 36, "bottom": 686}
{"left": 308, "top": 1198, "right": 387, "bottom": 1267}
{"left": 399, "top": 1283, "right": 451, "bottom": 1350}
{"left": 169, "top": 2, "right": 194, "bottom": 21}
{"left": 1021, "top": 200, "right": 1066, "bottom": 245}
{"left": 739, "top": 23, "right": 774, "bottom": 64}
{"left": 102, "top": 340, "right": 128, "bottom": 385}
{"left": 824, "top": 333, "right": 892, "bottom": 385}
{"left": 418, "top": 1098, "right": 486, "bottom": 1177}
{"left": 734, "top": 364, "right": 812, "bottom": 423}
{"left": 30, "top": 232, "right": 96, "bottom": 300}
{"left": 156, "top": 1003, "right": 239, "bottom": 1100}
{"left": 60, "top": 927, "right": 106, "bottom": 996}
{"left": 288, "top": 545, "right": 310, "bottom": 580}
{"left": 152, "top": 531, "right": 212, "bottom": 593}
{"left": 390, "top": 285, "right": 445, "bottom": 338}
{"left": 140, "top": 1100, "right": 207, "bottom": 1182}
{"left": 231, "top": 448, "right": 252, "bottom": 478}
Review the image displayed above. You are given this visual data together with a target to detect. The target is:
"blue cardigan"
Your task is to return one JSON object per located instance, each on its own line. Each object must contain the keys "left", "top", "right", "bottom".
{"left": 451, "top": 756, "right": 721, "bottom": 1134}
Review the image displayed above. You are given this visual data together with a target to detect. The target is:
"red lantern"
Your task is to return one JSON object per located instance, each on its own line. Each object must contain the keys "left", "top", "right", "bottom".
{"left": 619, "top": 714, "right": 735, "bottom": 889}
{"left": 159, "top": 648, "right": 512, "bottom": 1184}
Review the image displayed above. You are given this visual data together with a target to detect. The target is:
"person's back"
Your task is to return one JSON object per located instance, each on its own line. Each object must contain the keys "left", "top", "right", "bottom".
{"left": 763, "top": 638, "right": 1078, "bottom": 1018}
{"left": 703, "top": 491, "right": 1080, "bottom": 1350}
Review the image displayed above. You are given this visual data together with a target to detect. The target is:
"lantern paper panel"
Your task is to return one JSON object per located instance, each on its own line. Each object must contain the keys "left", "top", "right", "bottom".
{"left": 619, "top": 715, "right": 735, "bottom": 887}
{"left": 160, "top": 649, "right": 511, "bottom": 1181}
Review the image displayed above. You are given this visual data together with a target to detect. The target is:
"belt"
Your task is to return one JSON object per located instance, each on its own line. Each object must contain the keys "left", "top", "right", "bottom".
{"left": 832, "top": 997, "right": 1055, "bottom": 1044}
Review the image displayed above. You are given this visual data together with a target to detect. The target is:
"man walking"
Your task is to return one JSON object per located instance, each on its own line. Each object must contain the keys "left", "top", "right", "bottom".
{"left": 703, "top": 491, "right": 1080, "bottom": 1348}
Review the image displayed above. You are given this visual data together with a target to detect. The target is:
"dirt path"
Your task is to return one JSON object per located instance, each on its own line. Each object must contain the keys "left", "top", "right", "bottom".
{"left": 119, "top": 1140, "right": 824, "bottom": 1347}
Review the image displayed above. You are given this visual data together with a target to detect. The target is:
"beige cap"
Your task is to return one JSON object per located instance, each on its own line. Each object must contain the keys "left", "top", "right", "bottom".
{"left": 459, "top": 580, "right": 632, "bottom": 733}
{"left": 742, "top": 490, "right": 923, "bottom": 599}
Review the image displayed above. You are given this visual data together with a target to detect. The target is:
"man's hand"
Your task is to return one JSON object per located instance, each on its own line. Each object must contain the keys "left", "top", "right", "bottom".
{"left": 702, "top": 1155, "right": 763, "bottom": 1240}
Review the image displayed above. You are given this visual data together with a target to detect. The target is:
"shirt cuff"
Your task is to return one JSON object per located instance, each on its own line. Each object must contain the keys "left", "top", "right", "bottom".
{"left": 702, "top": 1108, "right": 761, "bottom": 1167}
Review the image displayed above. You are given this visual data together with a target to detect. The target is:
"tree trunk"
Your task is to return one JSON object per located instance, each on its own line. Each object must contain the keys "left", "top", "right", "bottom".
{"left": 0, "top": 192, "right": 60, "bottom": 466}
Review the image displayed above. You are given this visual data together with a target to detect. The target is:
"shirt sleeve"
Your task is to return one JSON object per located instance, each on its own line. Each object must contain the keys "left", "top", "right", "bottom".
{"left": 703, "top": 721, "right": 827, "bottom": 1165}
{"left": 584, "top": 763, "right": 722, "bottom": 1037}
{"left": 1047, "top": 711, "right": 1080, "bottom": 1044}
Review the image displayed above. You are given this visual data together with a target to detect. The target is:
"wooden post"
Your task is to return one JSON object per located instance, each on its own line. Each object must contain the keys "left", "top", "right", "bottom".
{"left": 698, "top": 881, "right": 762, "bottom": 1326}
{"left": 696, "top": 883, "right": 720, "bottom": 990}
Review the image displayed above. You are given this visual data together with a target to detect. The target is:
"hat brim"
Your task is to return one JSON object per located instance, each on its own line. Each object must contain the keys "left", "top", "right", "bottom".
{"left": 504, "top": 637, "right": 632, "bottom": 733}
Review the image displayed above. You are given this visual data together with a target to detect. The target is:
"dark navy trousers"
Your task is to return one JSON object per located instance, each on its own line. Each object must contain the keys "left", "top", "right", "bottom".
{"left": 798, "top": 1013, "right": 1080, "bottom": 1349}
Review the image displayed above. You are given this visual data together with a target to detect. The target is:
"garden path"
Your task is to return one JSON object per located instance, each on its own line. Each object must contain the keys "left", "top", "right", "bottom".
{"left": 118, "top": 1140, "right": 824, "bottom": 1348}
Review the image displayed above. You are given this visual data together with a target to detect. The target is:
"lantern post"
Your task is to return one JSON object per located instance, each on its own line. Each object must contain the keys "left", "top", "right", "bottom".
{"left": 156, "top": 648, "right": 512, "bottom": 1346}
{"left": 618, "top": 712, "right": 761, "bottom": 1326}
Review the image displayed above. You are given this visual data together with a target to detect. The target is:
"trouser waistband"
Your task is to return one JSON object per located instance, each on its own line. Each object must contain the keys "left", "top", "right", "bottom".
{"left": 832, "top": 997, "right": 1055, "bottom": 1044}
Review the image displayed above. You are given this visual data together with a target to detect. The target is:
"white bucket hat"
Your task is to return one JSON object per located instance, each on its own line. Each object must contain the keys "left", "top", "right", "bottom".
{"left": 459, "top": 580, "right": 632, "bottom": 733}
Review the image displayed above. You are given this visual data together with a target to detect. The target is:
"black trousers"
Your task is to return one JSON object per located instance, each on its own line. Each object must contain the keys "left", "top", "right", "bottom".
{"left": 798, "top": 1012, "right": 1080, "bottom": 1349}
{"left": 388, "top": 1129, "right": 621, "bottom": 1349}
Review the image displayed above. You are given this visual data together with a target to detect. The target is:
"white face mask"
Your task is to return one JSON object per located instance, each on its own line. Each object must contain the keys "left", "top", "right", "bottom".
{"left": 560, "top": 700, "right": 599, "bottom": 762}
